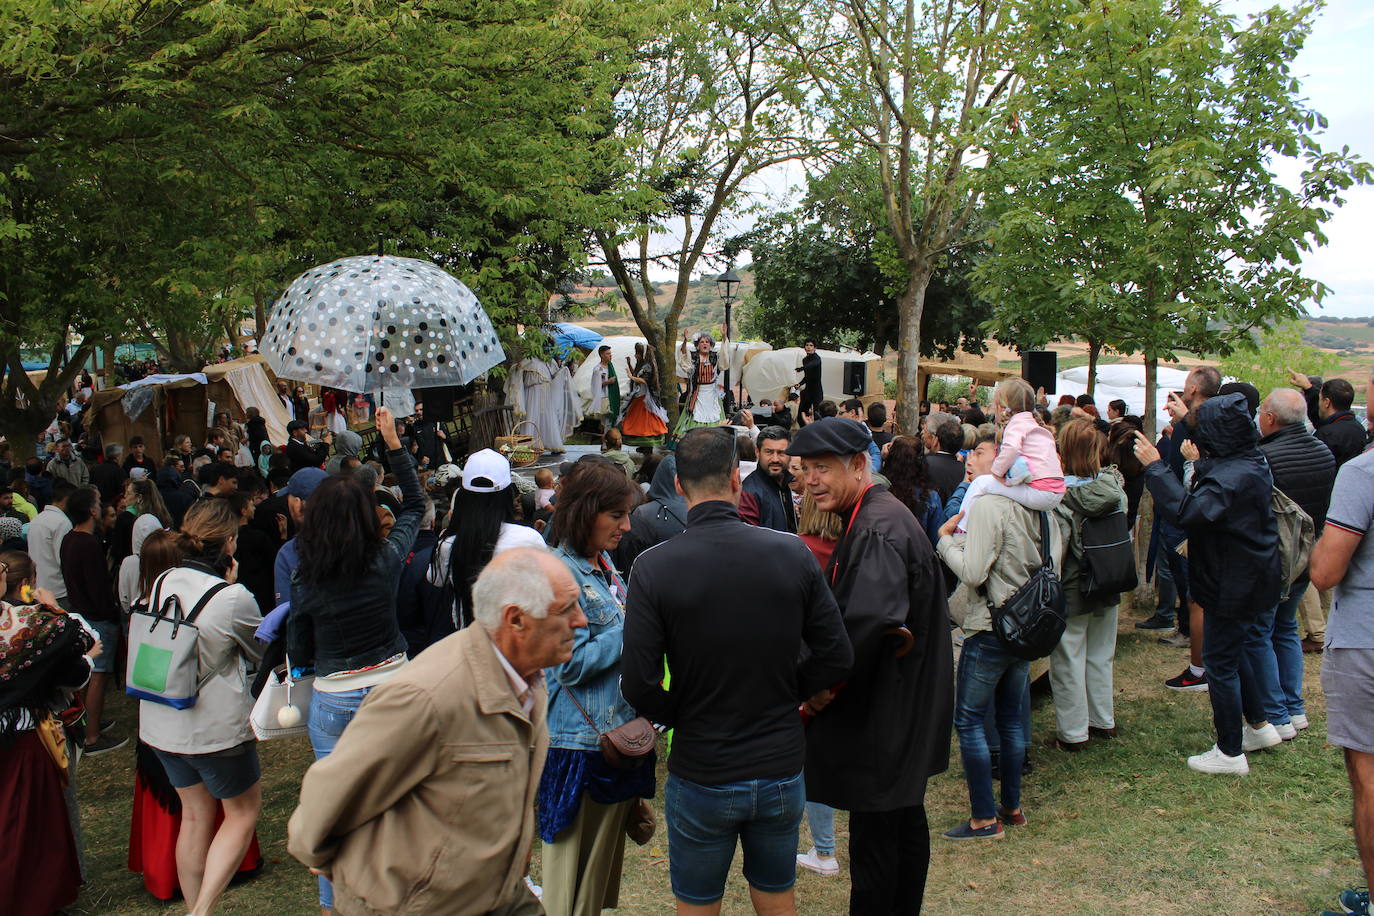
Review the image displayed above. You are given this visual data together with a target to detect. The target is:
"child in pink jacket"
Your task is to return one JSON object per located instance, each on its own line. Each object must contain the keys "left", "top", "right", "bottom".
{"left": 955, "top": 378, "right": 1065, "bottom": 532}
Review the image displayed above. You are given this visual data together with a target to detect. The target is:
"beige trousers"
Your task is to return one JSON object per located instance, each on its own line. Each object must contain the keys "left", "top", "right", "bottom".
{"left": 541, "top": 794, "right": 632, "bottom": 916}
{"left": 1299, "top": 586, "right": 1330, "bottom": 641}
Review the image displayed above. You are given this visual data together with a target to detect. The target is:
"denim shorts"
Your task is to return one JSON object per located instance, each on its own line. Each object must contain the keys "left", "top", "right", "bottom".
{"left": 86, "top": 618, "right": 120, "bottom": 674}
{"left": 154, "top": 742, "right": 260, "bottom": 799}
{"left": 664, "top": 770, "right": 805, "bottom": 905}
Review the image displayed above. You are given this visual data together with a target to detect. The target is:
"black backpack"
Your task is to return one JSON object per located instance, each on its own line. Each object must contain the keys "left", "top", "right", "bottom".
{"left": 1079, "top": 510, "right": 1138, "bottom": 599}
{"left": 989, "top": 511, "right": 1067, "bottom": 661}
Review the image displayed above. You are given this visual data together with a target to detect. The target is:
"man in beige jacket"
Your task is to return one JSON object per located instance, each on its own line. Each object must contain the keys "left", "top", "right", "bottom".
{"left": 288, "top": 547, "right": 587, "bottom": 916}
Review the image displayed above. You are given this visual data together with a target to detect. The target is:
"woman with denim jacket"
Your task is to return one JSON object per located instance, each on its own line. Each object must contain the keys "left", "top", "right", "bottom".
{"left": 287, "top": 408, "right": 423, "bottom": 915}
{"left": 538, "top": 458, "right": 649, "bottom": 916}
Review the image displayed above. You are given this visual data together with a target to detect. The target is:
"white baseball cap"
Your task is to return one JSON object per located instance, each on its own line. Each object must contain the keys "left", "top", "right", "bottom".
{"left": 461, "top": 449, "right": 512, "bottom": 493}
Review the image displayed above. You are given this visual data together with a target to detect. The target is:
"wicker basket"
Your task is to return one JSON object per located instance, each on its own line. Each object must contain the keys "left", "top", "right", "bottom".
{"left": 495, "top": 420, "right": 543, "bottom": 467}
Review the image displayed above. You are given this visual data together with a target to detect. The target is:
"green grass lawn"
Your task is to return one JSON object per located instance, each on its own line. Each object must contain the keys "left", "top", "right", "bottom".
{"left": 70, "top": 596, "right": 1360, "bottom": 915}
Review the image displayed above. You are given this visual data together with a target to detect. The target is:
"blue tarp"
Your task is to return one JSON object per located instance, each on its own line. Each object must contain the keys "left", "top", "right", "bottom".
{"left": 552, "top": 322, "right": 603, "bottom": 356}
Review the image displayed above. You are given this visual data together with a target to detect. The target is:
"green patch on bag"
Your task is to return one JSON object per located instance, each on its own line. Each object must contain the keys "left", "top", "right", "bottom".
{"left": 131, "top": 645, "right": 174, "bottom": 692}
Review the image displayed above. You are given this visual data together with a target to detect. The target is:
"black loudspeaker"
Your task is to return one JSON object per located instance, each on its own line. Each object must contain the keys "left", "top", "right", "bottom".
{"left": 843, "top": 361, "right": 867, "bottom": 396}
{"left": 420, "top": 386, "right": 457, "bottom": 421}
{"left": 1021, "top": 350, "right": 1057, "bottom": 396}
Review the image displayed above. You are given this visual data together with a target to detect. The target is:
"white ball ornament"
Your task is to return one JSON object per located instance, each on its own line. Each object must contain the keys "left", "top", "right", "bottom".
{"left": 277, "top": 704, "right": 304, "bottom": 728}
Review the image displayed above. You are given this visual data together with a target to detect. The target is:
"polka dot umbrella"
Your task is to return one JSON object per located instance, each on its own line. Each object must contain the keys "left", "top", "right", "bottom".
{"left": 261, "top": 255, "right": 505, "bottom": 397}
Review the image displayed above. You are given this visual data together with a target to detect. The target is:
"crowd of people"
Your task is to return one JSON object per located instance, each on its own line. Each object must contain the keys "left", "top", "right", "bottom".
{"left": 1, "top": 354, "right": 1372, "bottom": 916}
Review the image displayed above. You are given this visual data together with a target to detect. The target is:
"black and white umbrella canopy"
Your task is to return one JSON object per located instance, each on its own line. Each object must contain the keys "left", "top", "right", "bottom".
{"left": 262, "top": 255, "right": 505, "bottom": 393}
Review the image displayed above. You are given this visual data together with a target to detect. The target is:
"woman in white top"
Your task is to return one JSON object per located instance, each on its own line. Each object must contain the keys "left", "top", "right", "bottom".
{"left": 426, "top": 448, "right": 545, "bottom": 629}
{"left": 136, "top": 498, "right": 264, "bottom": 916}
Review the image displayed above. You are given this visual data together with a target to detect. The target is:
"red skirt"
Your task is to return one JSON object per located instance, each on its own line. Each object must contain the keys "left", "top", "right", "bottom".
{"left": 621, "top": 396, "right": 668, "bottom": 439}
{"left": 0, "top": 730, "right": 82, "bottom": 916}
{"left": 128, "top": 773, "right": 263, "bottom": 900}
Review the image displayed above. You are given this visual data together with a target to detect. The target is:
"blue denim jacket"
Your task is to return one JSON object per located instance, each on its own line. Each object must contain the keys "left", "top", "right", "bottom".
{"left": 546, "top": 543, "right": 637, "bottom": 751}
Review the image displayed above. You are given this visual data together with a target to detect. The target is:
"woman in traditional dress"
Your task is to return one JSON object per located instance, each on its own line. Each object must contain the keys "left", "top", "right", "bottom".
{"left": 673, "top": 330, "right": 732, "bottom": 438}
{"left": 618, "top": 343, "right": 668, "bottom": 447}
{"left": 0, "top": 550, "right": 95, "bottom": 916}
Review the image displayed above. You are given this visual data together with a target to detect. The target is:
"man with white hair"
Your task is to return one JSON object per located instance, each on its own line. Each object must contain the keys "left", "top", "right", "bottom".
{"left": 288, "top": 548, "right": 585, "bottom": 916}
{"left": 1257, "top": 386, "right": 1337, "bottom": 735}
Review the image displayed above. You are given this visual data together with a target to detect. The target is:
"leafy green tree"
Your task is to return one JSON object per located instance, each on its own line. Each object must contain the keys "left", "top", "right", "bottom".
{"left": 595, "top": 0, "right": 809, "bottom": 417}
{"left": 1219, "top": 319, "right": 1340, "bottom": 399}
{"left": 976, "top": 0, "right": 1371, "bottom": 438}
{"left": 741, "top": 210, "right": 992, "bottom": 358}
{"left": 770, "top": 0, "right": 1019, "bottom": 429}
{"left": 1, "top": 0, "right": 646, "bottom": 455}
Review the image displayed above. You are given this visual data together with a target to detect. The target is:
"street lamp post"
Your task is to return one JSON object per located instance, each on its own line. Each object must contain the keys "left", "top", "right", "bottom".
{"left": 716, "top": 268, "right": 741, "bottom": 410}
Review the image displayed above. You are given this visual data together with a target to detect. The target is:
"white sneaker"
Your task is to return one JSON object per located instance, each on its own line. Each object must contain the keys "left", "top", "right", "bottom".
{"left": 1275, "top": 721, "right": 1298, "bottom": 741}
{"left": 1291, "top": 713, "right": 1310, "bottom": 730}
{"left": 524, "top": 876, "right": 543, "bottom": 900}
{"left": 796, "top": 847, "right": 840, "bottom": 877}
{"left": 1242, "top": 722, "right": 1282, "bottom": 752}
{"left": 1188, "top": 745, "right": 1250, "bottom": 775}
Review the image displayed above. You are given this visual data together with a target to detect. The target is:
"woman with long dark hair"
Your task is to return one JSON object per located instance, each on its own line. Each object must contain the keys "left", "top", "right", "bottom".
{"left": 287, "top": 407, "right": 423, "bottom": 915}
{"left": 426, "top": 449, "right": 545, "bottom": 630}
{"left": 136, "top": 499, "right": 265, "bottom": 916}
{"left": 110, "top": 475, "right": 172, "bottom": 566}
{"left": 882, "top": 435, "right": 945, "bottom": 546}
{"left": 619, "top": 342, "right": 669, "bottom": 447}
{"left": 539, "top": 460, "right": 648, "bottom": 916}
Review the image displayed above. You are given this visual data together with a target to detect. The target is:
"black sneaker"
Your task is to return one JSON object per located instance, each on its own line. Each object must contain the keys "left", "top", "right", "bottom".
{"left": 1135, "top": 612, "right": 1176, "bottom": 630}
{"left": 82, "top": 734, "right": 129, "bottom": 757}
{"left": 1164, "top": 667, "right": 1209, "bottom": 692}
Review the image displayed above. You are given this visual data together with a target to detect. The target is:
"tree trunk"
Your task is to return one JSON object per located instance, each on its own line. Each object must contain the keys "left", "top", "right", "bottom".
{"left": 254, "top": 290, "right": 268, "bottom": 343}
{"left": 100, "top": 339, "right": 117, "bottom": 389}
{"left": 1143, "top": 354, "right": 1158, "bottom": 441}
{"left": 0, "top": 403, "right": 54, "bottom": 463}
{"left": 1086, "top": 339, "right": 1101, "bottom": 397}
{"left": 894, "top": 266, "right": 932, "bottom": 433}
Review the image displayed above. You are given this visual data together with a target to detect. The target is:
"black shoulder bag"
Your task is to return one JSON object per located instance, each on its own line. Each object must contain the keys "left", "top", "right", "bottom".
{"left": 989, "top": 511, "right": 1067, "bottom": 661}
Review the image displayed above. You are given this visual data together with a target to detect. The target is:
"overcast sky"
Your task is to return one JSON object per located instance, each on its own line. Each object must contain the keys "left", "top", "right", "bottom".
{"left": 1271, "top": 0, "right": 1374, "bottom": 318}
{"left": 648, "top": 1, "right": 1374, "bottom": 316}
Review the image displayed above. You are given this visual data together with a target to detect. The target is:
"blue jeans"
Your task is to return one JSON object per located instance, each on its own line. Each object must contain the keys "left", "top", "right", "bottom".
{"left": 1268, "top": 582, "right": 1308, "bottom": 719}
{"left": 1201, "top": 612, "right": 1269, "bottom": 756}
{"left": 981, "top": 690, "right": 1032, "bottom": 754}
{"left": 805, "top": 802, "right": 835, "bottom": 856}
{"left": 1239, "top": 602, "right": 1290, "bottom": 728}
{"left": 664, "top": 771, "right": 805, "bottom": 905}
{"left": 955, "top": 632, "right": 1030, "bottom": 820}
{"left": 1156, "top": 519, "right": 1190, "bottom": 632}
{"left": 308, "top": 687, "right": 374, "bottom": 909}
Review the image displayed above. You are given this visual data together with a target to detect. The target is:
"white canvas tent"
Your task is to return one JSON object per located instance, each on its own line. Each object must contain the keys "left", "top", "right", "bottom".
{"left": 740, "top": 347, "right": 883, "bottom": 403}
{"left": 1053, "top": 363, "right": 1193, "bottom": 426}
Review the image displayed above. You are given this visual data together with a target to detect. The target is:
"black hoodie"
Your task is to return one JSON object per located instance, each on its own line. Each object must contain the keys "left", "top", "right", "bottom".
{"left": 1144, "top": 392, "right": 1281, "bottom": 619}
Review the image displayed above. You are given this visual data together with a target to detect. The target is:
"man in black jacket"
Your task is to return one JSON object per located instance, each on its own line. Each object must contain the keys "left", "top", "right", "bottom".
{"left": 1292, "top": 371, "right": 1370, "bottom": 467}
{"left": 285, "top": 420, "right": 331, "bottom": 473}
{"left": 622, "top": 427, "right": 851, "bottom": 914}
{"left": 1260, "top": 386, "right": 1339, "bottom": 674}
{"left": 740, "top": 426, "right": 797, "bottom": 532}
{"left": 921, "top": 412, "right": 966, "bottom": 504}
{"left": 788, "top": 418, "right": 954, "bottom": 916}
{"left": 1136, "top": 393, "right": 1283, "bottom": 775}
{"left": 795, "top": 340, "right": 823, "bottom": 425}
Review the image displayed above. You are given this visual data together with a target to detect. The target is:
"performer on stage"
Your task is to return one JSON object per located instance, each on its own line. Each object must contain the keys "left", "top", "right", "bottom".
{"left": 674, "top": 330, "right": 733, "bottom": 437}
{"left": 618, "top": 343, "right": 669, "bottom": 447}
{"left": 796, "top": 339, "right": 824, "bottom": 426}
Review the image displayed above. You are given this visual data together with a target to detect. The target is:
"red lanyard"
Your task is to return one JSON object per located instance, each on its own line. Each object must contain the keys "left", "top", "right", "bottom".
{"left": 830, "top": 485, "right": 874, "bottom": 584}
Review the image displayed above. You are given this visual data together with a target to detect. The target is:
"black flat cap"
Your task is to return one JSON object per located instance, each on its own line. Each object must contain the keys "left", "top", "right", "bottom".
{"left": 785, "top": 417, "right": 873, "bottom": 457}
